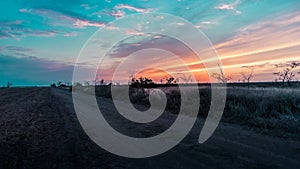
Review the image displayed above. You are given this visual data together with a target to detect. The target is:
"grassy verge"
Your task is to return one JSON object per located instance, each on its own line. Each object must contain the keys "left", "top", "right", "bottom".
{"left": 72, "top": 85, "right": 300, "bottom": 140}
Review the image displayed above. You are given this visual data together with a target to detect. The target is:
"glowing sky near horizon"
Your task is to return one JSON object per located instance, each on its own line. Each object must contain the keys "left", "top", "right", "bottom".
{"left": 0, "top": 0, "right": 300, "bottom": 85}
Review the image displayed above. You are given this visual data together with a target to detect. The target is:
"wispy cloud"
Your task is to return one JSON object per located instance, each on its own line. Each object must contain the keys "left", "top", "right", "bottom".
{"left": 1, "top": 46, "right": 35, "bottom": 52}
{"left": 0, "top": 20, "right": 24, "bottom": 39}
{"left": 27, "top": 8, "right": 106, "bottom": 29}
{"left": 111, "top": 10, "right": 125, "bottom": 18}
{"left": 19, "top": 8, "right": 32, "bottom": 13}
{"left": 205, "top": 11, "right": 300, "bottom": 80}
{"left": 241, "top": 62, "right": 271, "bottom": 69}
{"left": 214, "top": 0, "right": 241, "bottom": 14}
{"left": 3, "top": 7, "right": 118, "bottom": 40}
{"left": 72, "top": 19, "right": 105, "bottom": 28}
{"left": 115, "top": 4, "right": 156, "bottom": 13}
{"left": 0, "top": 46, "right": 37, "bottom": 58}
{"left": 27, "top": 30, "right": 58, "bottom": 37}
{"left": 215, "top": 11, "right": 300, "bottom": 59}
{"left": 0, "top": 9, "right": 73, "bottom": 39}
{"left": 124, "top": 29, "right": 145, "bottom": 36}
{"left": 194, "top": 20, "right": 219, "bottom": 29}
{"left": 63, "top": 31, "right": 78, "bottom": 37}
{"left": 80, "top": 4, "right": 98, "bottom": 10}
{"left": 0, "top": 23, "right": 59, "bottom": 39}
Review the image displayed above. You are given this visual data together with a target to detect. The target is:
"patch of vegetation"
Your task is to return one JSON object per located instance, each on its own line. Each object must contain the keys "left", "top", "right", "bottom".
{"left": 223, "top": 88, "right": 300, "bottom": 139}
{"left": 71, "top": 70, "right": 300, "bottom": 140}
{"left": 76, "top": 85, "right": 300, "bottom": 140}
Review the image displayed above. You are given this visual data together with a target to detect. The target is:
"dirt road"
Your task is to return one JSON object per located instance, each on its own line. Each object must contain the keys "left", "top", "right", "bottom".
{"left": 0, "top": 87, "right": 299, "bottom": 169}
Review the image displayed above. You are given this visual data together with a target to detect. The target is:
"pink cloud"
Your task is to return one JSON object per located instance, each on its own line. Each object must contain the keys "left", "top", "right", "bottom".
{"left": 124, "top": 29, "right": 145, "bottom": 36}
{"left": 111, "top": 10, "right": 125, "bottom": 18}
{"left": 153, "top": 35, "right": 162, "bottom": 39}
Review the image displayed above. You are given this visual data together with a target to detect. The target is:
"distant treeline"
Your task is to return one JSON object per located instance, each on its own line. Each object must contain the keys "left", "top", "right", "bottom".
{"left": 51, "top": 80, "right": 300, "bottom": 89}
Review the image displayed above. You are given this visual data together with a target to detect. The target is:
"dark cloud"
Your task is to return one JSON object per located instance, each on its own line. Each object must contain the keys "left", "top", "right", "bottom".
{"left": 109, "top": 34, "right": 196, "bottom": 59}
{"left": 3, "top": 46, "right": 35, "bottom": 52}
{"left": 0, "top": 20, "right": 61, "bottom": 39}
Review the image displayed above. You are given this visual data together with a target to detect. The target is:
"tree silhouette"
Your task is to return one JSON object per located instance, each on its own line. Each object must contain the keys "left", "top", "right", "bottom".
{"left": 164, "top": 76, "right": 177, "bottom": 85}
{"left": 100, "top": 79, "right": 104, "bottom": 86}
{"left": 240, "top": 68, "right": 254, "bottom": 88}
{"left": 211, "top": 64, "right": 231, "bottom": 83}
{"left": 130, "top": 77, "right": 155, "bottom": 88}
{"left": 274, "top": 61, "right": 300, "bottom": 87}
{"left": 176, "top": 73, "right": 192, "bottom": 84}
{"left": 6, "top": 82, "right": 12, "bottom": 88}
{"left": 50, "top": 83, "right": 56, "bottom": 88}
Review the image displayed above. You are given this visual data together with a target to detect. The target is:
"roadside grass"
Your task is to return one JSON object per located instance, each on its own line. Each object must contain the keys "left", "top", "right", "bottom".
{"left": 72, "top": 85, "right": 300, "bottom": 140}
{"left": 224, "top": 87, "right": 300, "bottom": 139}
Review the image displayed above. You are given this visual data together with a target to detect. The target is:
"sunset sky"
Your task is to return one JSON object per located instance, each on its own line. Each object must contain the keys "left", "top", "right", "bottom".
{"left": 1, "top": 0, "right": 300, "bottom": 86}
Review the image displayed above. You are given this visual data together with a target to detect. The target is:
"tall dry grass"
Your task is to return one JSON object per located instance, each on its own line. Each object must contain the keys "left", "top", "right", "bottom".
{"left": 74, "top": 85, "right": 300, "bottom": 140}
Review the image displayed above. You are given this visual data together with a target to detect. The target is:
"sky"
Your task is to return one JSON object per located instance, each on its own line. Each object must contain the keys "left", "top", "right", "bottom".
{"left": 0, "top": 0, "right": 300, "bottom": 86}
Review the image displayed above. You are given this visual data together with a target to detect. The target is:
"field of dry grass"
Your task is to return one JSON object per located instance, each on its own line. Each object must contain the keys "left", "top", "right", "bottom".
{"left": 73, "top": 85, "right": 300, "bottom": 140}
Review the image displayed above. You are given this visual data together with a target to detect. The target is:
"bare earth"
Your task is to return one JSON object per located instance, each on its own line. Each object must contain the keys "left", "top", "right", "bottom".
{"left": 0, "top": 87, "right": 299, "bottom": 169}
